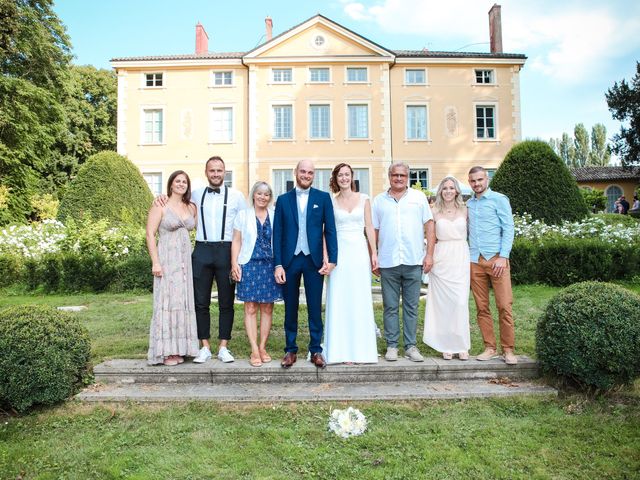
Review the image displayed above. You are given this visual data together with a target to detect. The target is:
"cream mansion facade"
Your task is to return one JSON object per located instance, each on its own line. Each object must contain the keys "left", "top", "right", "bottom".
{"left": 111, "top": 9, "right": 526, "bottom": 197}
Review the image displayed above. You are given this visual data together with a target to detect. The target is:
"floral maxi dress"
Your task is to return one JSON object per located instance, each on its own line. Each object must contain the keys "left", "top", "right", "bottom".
{"left": 147, "top": 208, "right": 200, "bottom": 364}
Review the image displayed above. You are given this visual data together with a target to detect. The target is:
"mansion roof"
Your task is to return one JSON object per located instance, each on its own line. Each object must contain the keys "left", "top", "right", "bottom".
{"left": 571, "top": 166, "right": 640, "bottom": 182}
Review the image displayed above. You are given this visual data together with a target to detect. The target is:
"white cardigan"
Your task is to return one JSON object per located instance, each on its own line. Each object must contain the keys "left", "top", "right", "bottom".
{"left": 233, "top": 207, "right": 275, "bottom": 265}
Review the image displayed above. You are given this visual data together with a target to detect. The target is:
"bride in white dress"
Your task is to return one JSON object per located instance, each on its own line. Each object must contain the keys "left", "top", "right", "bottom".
{"left": 324, "top": 163, "right": 379, "bottom": 364}
{"left": 423, "top": 176, "right": 471, "bottom": 360}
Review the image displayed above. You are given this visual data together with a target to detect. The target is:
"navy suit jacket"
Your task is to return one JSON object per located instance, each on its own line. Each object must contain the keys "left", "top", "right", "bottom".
{"left": 273, "top": 187, "right": 338, "bottom": 270}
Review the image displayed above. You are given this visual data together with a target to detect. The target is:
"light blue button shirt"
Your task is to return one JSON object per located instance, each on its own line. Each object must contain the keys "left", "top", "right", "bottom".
{"left": 467, "top": 188, "right": 514, "bottom": 263}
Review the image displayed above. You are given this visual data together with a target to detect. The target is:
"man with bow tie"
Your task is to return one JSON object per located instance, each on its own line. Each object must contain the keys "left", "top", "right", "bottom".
{"left": 190, "top": 156, "right": 246, "bottom": 363}
{"left": 273, "top": 160, "right": 338, "bottom": 369}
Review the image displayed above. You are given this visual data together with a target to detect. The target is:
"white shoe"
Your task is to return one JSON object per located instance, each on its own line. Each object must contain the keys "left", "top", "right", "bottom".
{"left": 193, "top": 346, "right": 212, "bottom": 364}
{"left": 217, "top": 347, "right": 235, "bottom": 363}
{"left": 404, "top": 346, "right": 425, "bottom": 362}
{"left": 385, "top": 347, "right": 398, "bottom": 361}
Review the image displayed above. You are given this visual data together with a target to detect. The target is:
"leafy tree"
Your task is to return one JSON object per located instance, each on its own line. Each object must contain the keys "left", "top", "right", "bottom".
{"left": 606, "top": 62, "right": 640, "bottom": 168}
{"left": 490, "top": 140, "right": 588, "bottom": 224}
{"left": 43, "top": 65, "right": 117, "bottom": 193}
{"left": 587, "top": 123, "right": 610, "bottom": 166}
{"left": 0, "top": 0, "right": 72, "bottom": 224}
{"left": 57, "top": 151, "right": 153, "bottom": 227}
{"left": 573, "top": 123, "right": 590, "bottom": 167}
{"left": 558, "top": 132, "right": 576, "bottom": 167}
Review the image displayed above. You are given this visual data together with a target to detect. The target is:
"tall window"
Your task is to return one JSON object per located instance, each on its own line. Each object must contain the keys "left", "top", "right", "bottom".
{"left": 272, "top": 68, "right": 292, "bottom": 83}
{"left": 272, "top": 169, "right": 292, "bottom": 197}
{"left": 309, "top": 104, "right": 330, "bottom": 139}
{"left": 487, "top": 168, "right": 497, "bottom": 180}
{"left": 143, "top": 109, "right": 163, "bottom": 144}
{"left": 210, "top": 107, "right": 233, "bottom": 142}
{"left": 405, "top": 69, "right": 426, "bottom": 84}
{"left": 346, "top": 67, "right": 367, "bottom": 82}
{"left": 212, "top": 71, "right": 232, "bottom": 86}
{"left": 475, "top": 69, "right": 494, "bottom": 84}
{"left": 224, "top": 171, "right": 233, "bottom": 188}
{"left": 606, "top": 185, "right": 623, "bottom": 212}
{"left": 409, "top": 169, "right": 429, "bottom": 189}
{"left": 143, "top": 173, "right": 162, "bottom": 195}
{"left": 144, "top": 73, "right": 163, "bottom": 87}
{"left": 347, "top": 104, "right": 368, "bottom": 139}
{"left": 353, "top": 168, "right": 370, "bottom": 195}
{"left": 406, "top": 105, "right": 427, "bottom": 140}
{"left": 309, "top": 67, "right": 330, "bottom": 83}
{"left": 273, "top": 105, "right": 292, "bottom": 139}
{"left": 475, "top": 105, "right": 496, "bottom": 139}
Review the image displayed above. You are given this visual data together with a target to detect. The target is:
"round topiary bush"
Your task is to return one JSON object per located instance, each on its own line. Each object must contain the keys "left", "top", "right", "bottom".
{"left": 491, "top": 140, "right": 589, "bottom": 224}
{"left": 536, "top": 282, "right": 640, "bottom": 391}
{"left": 0, "top": 305, "right": 91, "bottom": 412}
{"left": 57, "top": 151, "right": 153, "bottom": 227}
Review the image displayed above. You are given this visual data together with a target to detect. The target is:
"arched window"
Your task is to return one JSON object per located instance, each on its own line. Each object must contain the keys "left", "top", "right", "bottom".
{"left": 605, "top": 185, "right": 623, "bottom": 212}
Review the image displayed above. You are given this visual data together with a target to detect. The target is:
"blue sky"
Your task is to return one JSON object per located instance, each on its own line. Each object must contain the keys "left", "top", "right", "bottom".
{"left": 53, "top": 0, "right": 639, "bottom": 151}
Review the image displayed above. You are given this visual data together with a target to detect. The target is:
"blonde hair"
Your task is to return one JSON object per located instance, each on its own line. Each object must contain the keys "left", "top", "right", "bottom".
{"left": 434, "top": 176, "right": 465, "bottom": 213}
{"left": 249, "top": 181, "right": 273, "bottom": 207}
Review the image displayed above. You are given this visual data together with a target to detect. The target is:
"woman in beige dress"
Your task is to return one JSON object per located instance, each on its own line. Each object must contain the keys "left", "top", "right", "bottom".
{"left": 146, "top": 170, "right": 200, "bottom": 365}
{"left": 423, "top": 176, "right": 471, "bottom": 360}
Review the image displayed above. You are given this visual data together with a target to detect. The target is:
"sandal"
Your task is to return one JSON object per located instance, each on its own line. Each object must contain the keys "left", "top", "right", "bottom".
{"left": 163, "top": 356, "right": 179, "bottom": 366}
{"left": 442, "top": 352, "right": 453, "bottom": 360}
{"left": 458, "top": 351, "right": 469, "bottom": 361}
{"left": 259, "top": 349, "right": 272, "bottom": 363}
{"left": 249, "top": 354, "right": 263, "bottom": 367}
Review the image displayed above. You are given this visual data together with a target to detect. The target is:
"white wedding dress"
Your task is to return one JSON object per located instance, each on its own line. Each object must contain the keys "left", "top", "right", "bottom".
{"left": 324, "top": 194, "right": 378, "bottom": 364}
{"left": 423, "top": 216, "right": 471, "bottom": 353}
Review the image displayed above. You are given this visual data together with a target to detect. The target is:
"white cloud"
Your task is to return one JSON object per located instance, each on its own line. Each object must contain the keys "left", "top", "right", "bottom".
{"left": 340, "top": 0, "right": 640, "bottom": 83}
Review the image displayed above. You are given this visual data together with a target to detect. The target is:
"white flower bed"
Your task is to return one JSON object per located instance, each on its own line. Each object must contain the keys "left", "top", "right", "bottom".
{"left": 0, "top": 219, "right": 145, "bottom": 259}
{"left": 514, "top": 214, "right": 639, "bottom": 244}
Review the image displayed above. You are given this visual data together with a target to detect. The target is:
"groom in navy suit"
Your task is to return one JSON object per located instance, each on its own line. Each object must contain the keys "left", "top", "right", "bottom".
{"left": 273, "top": 160, "right": 338, "bottom": 368}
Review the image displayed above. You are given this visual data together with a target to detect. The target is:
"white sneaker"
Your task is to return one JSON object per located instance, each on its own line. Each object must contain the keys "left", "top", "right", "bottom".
{"left": 385, "top": 347, "right": 399, "bottom": 361}
{"left": 404, "top": 346, "right": 425, "bottom": 362}
{"left": 193, "top": 346, "right": 211, "bottom": 364}
{"left": 217, "top": 347, "right": 235, "bottom": 363}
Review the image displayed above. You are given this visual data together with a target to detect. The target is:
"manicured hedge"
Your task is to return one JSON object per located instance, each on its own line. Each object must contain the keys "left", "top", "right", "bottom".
{"left": 491, "top": 140, "right": 589, "bottom": 224}
{"left": 57, "top": 151, "right": 153, "bottom": 227}
{"left": 0, "top": 305, "right": 91, "bottom": 412}
{"left": 537, "top": 282, "right": 640, "bottom": 391}
{"left": 511, "top": 238, "right": 640, "bottom": 286}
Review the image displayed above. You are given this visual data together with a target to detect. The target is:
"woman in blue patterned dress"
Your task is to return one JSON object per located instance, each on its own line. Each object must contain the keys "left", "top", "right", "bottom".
{"left": 231, "top": 181, "right": 282, "bottom": 367}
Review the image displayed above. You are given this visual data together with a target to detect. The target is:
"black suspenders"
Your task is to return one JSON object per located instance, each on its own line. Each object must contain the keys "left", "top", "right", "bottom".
{"left": 200, "top": 187, "right": 229, "bottom": 242}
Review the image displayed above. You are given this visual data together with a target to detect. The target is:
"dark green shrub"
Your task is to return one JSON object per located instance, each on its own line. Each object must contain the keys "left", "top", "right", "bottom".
{"left": 579, "top": 188, "right": 607, "bottom": 213}
{"left": 510, "top": 239, "right": 640, "bottom": 286}
{"left": 536, "top": 282, "right": 640, "bottom": 391}
{"left": 0, "top": 254, "right": 22, "bottom": 287}
{"left": 60, "top": 253, "right": 114, "bottom": 292}
{"left": 57, "top": 151, "right": 153, "bottom": 227}
{"left": 533, "top": 239, "right": 613, "bottom": 286}
{"left": 509, "top": 239, "right": 538, "bottom": 284}
{"left": 109, "top": 253, "right": 153, "bottom": 292}
{"left": 491, "top": 141, "right": 588, "bottom": 224}
{"left": 0, "top": 305, "right": 91, "bottom": 412}
{"left": 40, "top": 253, "right": 63, "bottom": 292}
{"left": 22, "top": 258, "right": 41, "bottom": 290}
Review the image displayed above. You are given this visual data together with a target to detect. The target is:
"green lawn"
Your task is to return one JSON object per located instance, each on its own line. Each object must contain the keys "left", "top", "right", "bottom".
{"left": 1, "top": 283, "right": 639, "bottom": 479}
{"left": 0, "top": 283, "right": 585, "bottom": 363}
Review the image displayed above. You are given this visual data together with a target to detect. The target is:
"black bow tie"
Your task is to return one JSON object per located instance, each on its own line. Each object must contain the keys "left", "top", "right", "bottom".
{"left": 206, "top": 186, "right": 221, "bottom": 194}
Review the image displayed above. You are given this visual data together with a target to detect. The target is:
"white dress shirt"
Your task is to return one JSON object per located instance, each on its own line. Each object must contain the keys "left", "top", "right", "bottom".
{"left": 192, "top": 186, "right": 246, "bottom": 242}
{"left": 372, "top": 188, "right": 433, "bottom": 268}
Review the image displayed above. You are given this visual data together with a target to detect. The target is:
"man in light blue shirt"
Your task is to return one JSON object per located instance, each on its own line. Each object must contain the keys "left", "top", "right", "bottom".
{"left": 467, "top": 166, "right": 517, "bottom": 365}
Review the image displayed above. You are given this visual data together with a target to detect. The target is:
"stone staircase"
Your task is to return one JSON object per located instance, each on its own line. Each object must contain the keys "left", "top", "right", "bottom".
{"left": 77, "top": 356, "right": 556, "bottom": 402}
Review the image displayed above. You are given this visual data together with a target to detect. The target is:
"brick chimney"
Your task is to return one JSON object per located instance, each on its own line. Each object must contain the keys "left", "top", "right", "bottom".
{"left": 195, "top": 22, "right": 209, "bottom": 54}
{"left": 265, "top": 16, "right": 273, "bottom": 41}
{"left": 488, "top": 4, "right": 503, "bottom": 54}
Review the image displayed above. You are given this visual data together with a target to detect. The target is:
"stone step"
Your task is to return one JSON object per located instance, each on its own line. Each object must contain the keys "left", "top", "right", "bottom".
{"left": 77, "top": 379, "right": 556, "bottom": 402}
{"left": 93, "top": 356, "right": 539, "bottom": 385}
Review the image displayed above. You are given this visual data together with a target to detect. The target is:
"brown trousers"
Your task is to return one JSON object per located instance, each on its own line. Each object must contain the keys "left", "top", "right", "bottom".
{"left": 470, "top": 255, "right": 515, "bottom": 351}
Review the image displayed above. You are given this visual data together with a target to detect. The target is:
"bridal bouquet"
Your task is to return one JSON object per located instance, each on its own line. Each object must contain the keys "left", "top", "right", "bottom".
{"left": 328, "top": 407, "right": 367, "bottom": 438}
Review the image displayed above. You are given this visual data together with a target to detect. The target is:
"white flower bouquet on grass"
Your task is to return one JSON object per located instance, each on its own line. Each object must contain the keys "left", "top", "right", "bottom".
{"left": 328, "top": 407, "right": 367, "bottom": 438}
